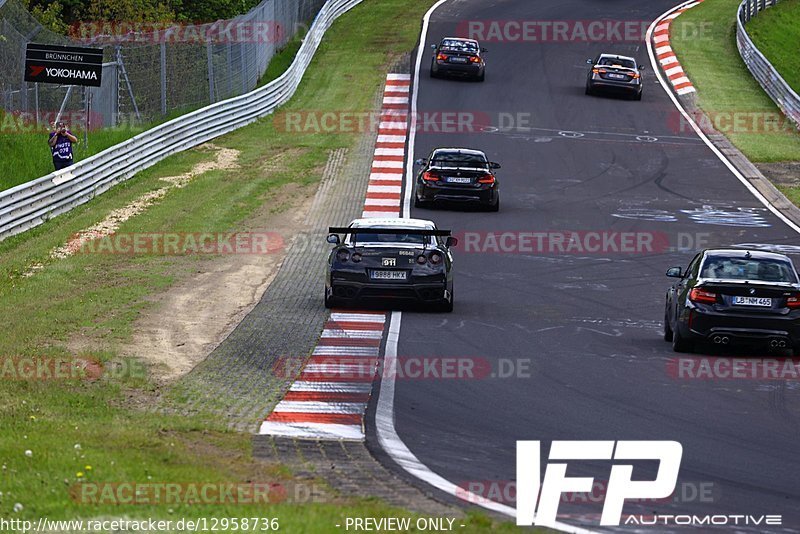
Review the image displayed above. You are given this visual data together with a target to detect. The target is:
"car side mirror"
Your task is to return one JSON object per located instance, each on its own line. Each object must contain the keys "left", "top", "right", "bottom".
{"left": 481, "top": 47, "right": 488, "bottom": 52}
{"left": 666, "top": 267, "right": 682, "bottom": 278}
{"left": 327, "top": 234, "right": 340, "bottom": 245}
{"left": 489, "top": 162, "right": 501, "bottom": 169}
{"left": 638, "top": 64, "right": 646, "bottom": 70}
{"left": 431, "top": 44, "right": 437, "bottom": 50}
{"left": 586, "top": 58, "right": 594, "bottom": 64}
{"left": 414, "top": 158, "right": 426, "bottom": 166}
{"left": 446, "top": 237, "right": 458, "bottom": 248}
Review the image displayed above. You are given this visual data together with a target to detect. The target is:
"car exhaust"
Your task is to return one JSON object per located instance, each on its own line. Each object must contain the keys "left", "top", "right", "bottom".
{"left": 712, "top": 335, "right": 722, "bottom": 344}
{"left": 721, "top": 336, "right": 730, "bottom": 345}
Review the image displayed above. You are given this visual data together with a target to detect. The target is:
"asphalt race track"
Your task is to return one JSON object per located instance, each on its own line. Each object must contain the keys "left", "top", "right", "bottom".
{"left": 386, "top": 0, "right": 800, "bottom": 530}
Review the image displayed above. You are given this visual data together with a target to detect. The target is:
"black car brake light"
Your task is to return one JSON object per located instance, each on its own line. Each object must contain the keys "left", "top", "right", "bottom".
{"left": 786, "top": 293, "right": 800, "bottom": 309}
{"left": 478, "top": 174, "right": 495, "bottom": 184}
{"left": 689, "top": 287, "right": 717, "bottom": 304}
{"left": 423, "top": 171, "right": 440, "bottom": 182}
{"left": 416, "top": 254, "right": 428, "bottom": 265}
{"left": 429, "top": 251, "right": 443, "bottom": 265}
{"left": 336, "top": 250, "right": 350, "bottom": 262}
{"left": 351, "top": 252, "right": 362, "bottom": 263}
{"left": 469, "top": 56, "right": 481, "bottom": 63}
{"left": 437, "top": 53, "right": 448, "bottom": 61}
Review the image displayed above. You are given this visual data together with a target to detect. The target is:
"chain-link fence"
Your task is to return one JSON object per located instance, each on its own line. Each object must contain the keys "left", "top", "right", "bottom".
{"left": 0, "top": 0, "right": 325, "bottom": 129}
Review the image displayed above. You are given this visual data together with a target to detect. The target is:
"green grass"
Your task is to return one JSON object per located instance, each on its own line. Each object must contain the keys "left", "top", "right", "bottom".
{"left": 0, "top": 113, "right": 147, "bottom": 191}
{"left": 0, "top": 0, "right": 532, "bottom": 529}
{"left": 670, "top": 0, "right": 800, "bottom": 162}
{"left": 747, "top": 0, "right": 800, "bottom": 93}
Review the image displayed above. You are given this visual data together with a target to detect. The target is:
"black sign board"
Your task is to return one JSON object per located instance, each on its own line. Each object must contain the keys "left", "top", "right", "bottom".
{"left": 24, "top": 43, "right": 103, "bottom": 87}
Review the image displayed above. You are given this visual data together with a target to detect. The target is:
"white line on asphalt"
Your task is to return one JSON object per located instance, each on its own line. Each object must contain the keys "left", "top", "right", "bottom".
{"left": 374, "top": 1, "right": 602, "bottom": 532}
{"left": 647, "top": 1, "right": 800, "bottom": 234}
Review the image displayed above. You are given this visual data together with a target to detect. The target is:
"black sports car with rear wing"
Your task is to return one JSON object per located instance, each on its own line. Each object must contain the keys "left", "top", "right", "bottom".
{"left": 664, "top": 248, "right": 800, "bottom": 354}
{"left": 325, "top": 218, "right": 458, "bottom": 312}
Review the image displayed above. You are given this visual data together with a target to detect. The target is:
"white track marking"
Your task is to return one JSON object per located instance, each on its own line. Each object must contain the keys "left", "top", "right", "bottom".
{"left": 258, "top": 422, "right": 363, "bottom": 440}
{"left": 290, "top": 381, "right": 372, "bottom": 393}
{"left": 646, "top": 1, "right": 800, "bottom": 234}
{"left": 329, "top": 312, "right": 386, "bottom": 322}
{"left": 373, "top": 1, "right": 602, "bottom": 532}
{"left": 273, "top": 401, "right": 367, "bottom": 414}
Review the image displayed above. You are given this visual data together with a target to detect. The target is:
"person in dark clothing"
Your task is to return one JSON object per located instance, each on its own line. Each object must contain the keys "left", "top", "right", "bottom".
{"left": 48, "top": 121, "right": 78, "bottom": 171}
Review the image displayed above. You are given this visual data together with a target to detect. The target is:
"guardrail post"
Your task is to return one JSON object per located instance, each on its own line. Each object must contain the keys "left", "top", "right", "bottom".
{"left": 160, "top": 42, "right": 167, "bottom": 116}
{"left": 207, "top": 40, "right": 216, "bottom": 104}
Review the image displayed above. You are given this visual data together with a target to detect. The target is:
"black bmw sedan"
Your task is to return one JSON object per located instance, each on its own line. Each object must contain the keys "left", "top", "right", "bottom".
{"left": 413, "top": 148, "right": 500, "bottom": 211}
{"left": 664, "top": 248, "right": 800, "bottom": 354}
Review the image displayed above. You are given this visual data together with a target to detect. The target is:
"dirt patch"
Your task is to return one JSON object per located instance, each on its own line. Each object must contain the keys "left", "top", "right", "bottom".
{"left": 123, "top": 181, "right": 317, "bottom": 383}
{"left": 23, "top": 145, "right": 240, "bottom": 277}
{"left": 757, "top": 161, "right": 800, "bottom": 188}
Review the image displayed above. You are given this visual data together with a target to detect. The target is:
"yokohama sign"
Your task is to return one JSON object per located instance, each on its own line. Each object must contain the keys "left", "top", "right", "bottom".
{"left": 24, "top": 43, "right": 103, "bottom": 87}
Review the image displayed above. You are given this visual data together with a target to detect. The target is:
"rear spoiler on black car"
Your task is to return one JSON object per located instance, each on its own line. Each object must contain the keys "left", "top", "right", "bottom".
{"left": 328, "top": 227, "right": 452, "bottom": 236}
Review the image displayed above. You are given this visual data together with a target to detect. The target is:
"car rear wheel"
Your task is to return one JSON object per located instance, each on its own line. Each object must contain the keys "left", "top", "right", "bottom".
{"left": 476, "top": 71, "right": 485, "bottom": 82}
{"left": 663, "top": 308, "right": 673, "bottom": 342}
{"left": 671, "top": 326, "right": 693, "bottom": 353}
{"left": 414, "top": 196, "right": 431, "bottom": 209}
{"left": 585, "top": 85, "right": 593, "bottom": 96}
{"left": 324, "top": 286, "right": 337, "bottom": 309}
{"left": 437, "top": 289, "right": 454, "bottom": 313}
{"left": 633, "top": 91, "right": 642, "bottom": 101}
{"left": 487, "top": 197, "right": 500, "bottom": 212}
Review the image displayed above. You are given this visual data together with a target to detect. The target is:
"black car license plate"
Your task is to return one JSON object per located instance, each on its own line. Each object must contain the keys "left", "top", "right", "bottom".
{"left": 449, "top": 57, "right": 468, "bottom": 63}
{"left": 371, "top": 270, "right": 407, "bottom": 280}
{"left": 607, "top": 73, "right": 626, "bottom": 80}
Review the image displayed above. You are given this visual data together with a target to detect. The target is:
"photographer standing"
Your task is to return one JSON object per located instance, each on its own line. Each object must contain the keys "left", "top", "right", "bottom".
{"left": 48, "top": 121, "right": 78, "bottom": 171}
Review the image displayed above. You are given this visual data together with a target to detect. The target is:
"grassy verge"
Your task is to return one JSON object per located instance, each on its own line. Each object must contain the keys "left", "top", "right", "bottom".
{"left": 670, "top": 0, "right": 800, "bottom": 162}
{"left": 0, "top": 0, "right": 523, "bottom": 529}
{"left": 746, "top": 0, "right": 800, "bottom": 93}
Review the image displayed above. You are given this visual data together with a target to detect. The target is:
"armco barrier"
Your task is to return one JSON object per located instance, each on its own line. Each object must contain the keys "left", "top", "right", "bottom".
{"left": 0, "top": 0, "right": 362, "bottom": 241}
{"left": 737, "top": 0, "right": 800, "bottom": 131}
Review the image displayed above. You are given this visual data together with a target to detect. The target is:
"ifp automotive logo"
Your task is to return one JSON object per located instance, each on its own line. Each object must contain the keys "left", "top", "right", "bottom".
{"left": 517, "top": 440, "right": 682, "bottom": 526}
{"left": 516, "top": 441, "right": 783, "bottom": 528}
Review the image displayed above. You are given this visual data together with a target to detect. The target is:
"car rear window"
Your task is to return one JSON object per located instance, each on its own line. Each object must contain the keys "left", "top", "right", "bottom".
{"left": 351, "top": 232, "right": 428, "bottom": 245}
{"left": 598, "top": 57, "right": 636, "bottom": 69}
{"left": 431, "top": 152, "right": 487, "bottom": 167}
{"left": 441, "top": 39, "right": 478, "bottom": 51}
{"left": 700, "top": 256, "right": 798, "bottom": 283}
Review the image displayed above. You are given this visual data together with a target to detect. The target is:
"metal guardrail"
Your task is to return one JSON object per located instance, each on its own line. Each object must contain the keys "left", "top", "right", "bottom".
{"left": 0, "top": 0, "right": 362, "bottom": 241}
{"left": 737, "top": 0, "right": 800, "bottom": 131}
